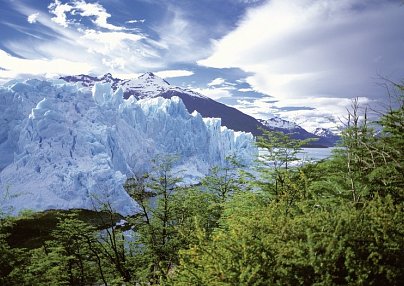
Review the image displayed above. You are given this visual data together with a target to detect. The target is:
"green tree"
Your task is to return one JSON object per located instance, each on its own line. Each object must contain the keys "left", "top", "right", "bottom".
{"left": 124, "top": 155, "right": 188, "bottom": 284}
{"left": 23, "top": 213, "right": 104, "bottom": 286}
{"left": 0, "top": 217, "right": 28, "bottom": 285}
{"left": 370, "top": 83, "right": 404, "bottom": 201}
{"left": 201, "top": 155, "right": 247, "bottom": 203}
{"left": 94, "top": 201, "right": 134, "bottom": 284}
{"left": 254, "top": 130, "right": 315, "bottom": 208}
{"left": 0, "top": 197, "right": 29, "bottom": 286}
{"left": 336, "top": 83, "right": 404, "bottom": 203}
{"left": 337, "top": 98, "right": 377, "bottom": 202}
{"left": 197, "top": 155, "right": 250, "bottom": 230}
{"left": 170, "top": 186, "right": 220, "bottom": 248}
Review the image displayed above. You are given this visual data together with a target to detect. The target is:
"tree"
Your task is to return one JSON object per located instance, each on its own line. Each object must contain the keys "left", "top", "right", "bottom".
{"left": 254, "top": 130, "right": 315, "bottom": 207}
{"left": 337, "top": 83, "right": 404, "bottom": 203}
{"left": 123, "top": 155, "right": 188, "bottom": 284}
{"left": 198, "top": 155, "right": 249, "bottom": 228}
{"left": 337, "top": 98, "right": 377, "bottom": 202}
{"left": 0, "top": 197, "right": 29, "bottom": 286}
{"left": 370, "top": 82, "right": 404, "bottom": 201}
{"left": 0, "top": 217, "right": 27, "bottom": 285}
{"left": 201, "top": 155, "right": 247, "bottom": 203}
{"left": 92, "top": 201, "right": 134, "bottom": 284}
{"left": 21, "top": 213, "right": 105, "bottom": 286}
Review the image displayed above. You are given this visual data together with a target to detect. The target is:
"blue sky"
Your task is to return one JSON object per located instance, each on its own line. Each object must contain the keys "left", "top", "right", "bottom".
{"left": 0, "top": 0, "right": 403, "bottom": 131}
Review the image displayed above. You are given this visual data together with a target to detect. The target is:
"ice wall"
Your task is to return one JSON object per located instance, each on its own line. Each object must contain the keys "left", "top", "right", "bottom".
{"left": 0, "top": 79, "right": 256, "bottom": 215}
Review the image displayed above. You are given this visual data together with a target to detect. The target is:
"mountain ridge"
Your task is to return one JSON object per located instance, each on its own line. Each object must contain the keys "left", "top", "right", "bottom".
{"left": 60, "top": 73, "right": 339, "bottom": 147}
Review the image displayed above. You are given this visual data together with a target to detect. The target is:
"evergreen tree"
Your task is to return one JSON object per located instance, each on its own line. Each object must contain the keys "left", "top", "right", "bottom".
{"left": 0, "top": 217, "right": 27, "bottom": 285}
{"left": 255, "top": 130, "right": 315, "bottom": 200}
{"left": 124, "top": 155, "right": 189, "bottom": 283}
{"left": 22, "top": 213, "right": 102, "bottom": 286}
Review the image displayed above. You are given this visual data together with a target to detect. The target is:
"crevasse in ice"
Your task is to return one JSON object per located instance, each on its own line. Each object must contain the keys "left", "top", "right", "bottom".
{"left": 0, "top": 79, "right": 256, "bottom": 215}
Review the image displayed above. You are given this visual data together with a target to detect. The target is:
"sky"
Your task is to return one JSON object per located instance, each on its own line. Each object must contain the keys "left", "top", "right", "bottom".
{"left": 0, "top": 0, "right": 403, "bottom": 131}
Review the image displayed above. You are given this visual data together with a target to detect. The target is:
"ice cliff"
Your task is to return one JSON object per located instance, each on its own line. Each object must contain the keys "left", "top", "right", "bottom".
{"left": 0, "top": 79, "right": 256, "bottom": 215}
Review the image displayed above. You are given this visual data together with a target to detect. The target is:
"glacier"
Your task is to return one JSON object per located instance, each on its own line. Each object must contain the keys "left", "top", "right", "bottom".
{"left": 0, "top": 79, "right": 256, "bottom": 216}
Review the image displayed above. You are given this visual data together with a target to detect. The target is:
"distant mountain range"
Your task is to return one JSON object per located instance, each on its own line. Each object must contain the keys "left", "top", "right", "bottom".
{"left": 60, "top": 73, "right": 339, "bottom": 147}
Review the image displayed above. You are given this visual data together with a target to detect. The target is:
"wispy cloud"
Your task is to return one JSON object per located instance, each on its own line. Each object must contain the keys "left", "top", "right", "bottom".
{"left": 199, "top": 0, "right": 404, "bottom": 126}
{"left": 80, "top": 29, "right": 144, "bottom": 55}
{"left": 1, "top": 2, "right": 151, "bottom": 78}
{"left": 47, "top": 0, "right": 72, "bottom": 27}
{"left": 207, "top": 77, "right": 225, "bottom": 86}
{"left": 126, "top": 19, "right": 145, "bottom": 24}
{"left": 192, "top": 86, "right": 233, "bottom": 100}
{"left": 1, "top": 0, "right": 213, "bottom": 81}
{"left": 154, "top": 69, "right": 194, "bottom": 78}
{"left": 207, "top": 77, "right": 238, "bottom": 87}
{"left": 192, "top": 76, "right": 240, "bottom": 100}
{"left": 151, "top": 6, "right": 212, "bottom": 64}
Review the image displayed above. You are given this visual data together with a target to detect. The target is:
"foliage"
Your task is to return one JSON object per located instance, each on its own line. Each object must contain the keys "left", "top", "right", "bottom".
{"left": 254, "top": 130, "right": 316, "bottom": 200}
{"left": 171, "top": 85, "right": 404, "bottom": 285}
{"left": 21, "top": 213, "right": 103, "bottom": 285}
{"left": 172, "top": 195, "right": 404, "bottom": 285}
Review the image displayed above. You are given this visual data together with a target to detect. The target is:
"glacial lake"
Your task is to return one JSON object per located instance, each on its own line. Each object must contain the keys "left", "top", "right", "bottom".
{"left": 299, "top": 147, "right": 336, "bottom": 162}
{"left": 257, "top": 147, "right": 337, "bottom": 167}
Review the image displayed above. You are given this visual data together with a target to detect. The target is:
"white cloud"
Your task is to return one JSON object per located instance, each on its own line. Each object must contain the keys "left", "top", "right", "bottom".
{"left": 74, "top": 0, "right": 123, "bottom": 30}
{"left": 126, "top": 19, "right": 145, "bottom": 24}
{"left": 112, "top": 72, "right": 142, "bottom": 80}
{"left": 239, "top": 0, "right": 264, "bottom": 3}
{"left": 48, "top": 0, "right": 73, "bottom": 27}
{"left": 199, "top": 0, "right": 404, "bottom": 127}
{"left": 207, "top": 77, "right": 238, "bottom": 89}
{"left": 48, "top": 0, "right": 125, "bottom": 30}
{"left": 81, "top": 29, "right": 144, "bottom": 55}
{"left": 2, "top": 1, "right": 209, "bottom": 82}
{"left": 192, "top": 87, "right": 233, "bottom": 100}
{"left": 238, "top": 88, "right": 254, "bottom": 92}
{"left": 0, "top": 49, "right": 92, "bottom": 81}
{"left": 233, "top": 97, "right": 278, "bottom": 120}
{"left": 154, "top": 70, "right": 194, "bottom": 78}
{"left": 27, "top": 12, "right": 39, "bottom": 24}
{"left": 3, "top": 1, "right": 166, "bottom": 79}
{"left": 233, "top": 93, "right": 373, "bottom": 131}
{"left": 207, "top": 77, "right": 225, "bottom": 86}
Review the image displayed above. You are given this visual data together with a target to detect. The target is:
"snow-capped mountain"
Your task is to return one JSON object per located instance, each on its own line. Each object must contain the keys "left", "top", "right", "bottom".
{"left": 61, "top": 72, "right": 173, "bottom": 99}
{"left": 258, "top": 117, "right": 337, "bottom": 147}
{"left": 61, "top": 73, "right": 336, "bottom": 147}
{"left": 61, "top": 73, "right": 272, "bottom": 135}
{"left": 258, "top": 117, "right": 301, "bottom": 130}
{"left": 0, "top": 79, "right": 256, "bottom": 215}
{"left": 312, "top": 128, "right": 340, "bottom": 146}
